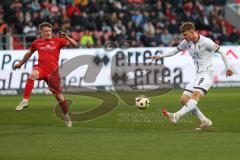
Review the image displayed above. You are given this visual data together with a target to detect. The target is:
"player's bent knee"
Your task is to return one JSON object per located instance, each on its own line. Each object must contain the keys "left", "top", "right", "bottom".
{"left": 30, "top": 71, "right": 39, "bottom": 80}
{"left": 191, "top": 91, "right": 202, "bottom": 101}
{"left": 54, "top": 94, "right": 65, "bottom": 102}
{"left": 180, "top": 95, "right": 190, "bottom": 105}
{"left": 29, "top": 74, "right": 37, "bottom": 80}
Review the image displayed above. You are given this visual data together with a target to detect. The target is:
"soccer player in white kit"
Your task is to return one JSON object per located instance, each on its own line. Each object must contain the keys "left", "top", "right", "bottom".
{"left": 150, "top": 22, "right": 233, "bottom": 130}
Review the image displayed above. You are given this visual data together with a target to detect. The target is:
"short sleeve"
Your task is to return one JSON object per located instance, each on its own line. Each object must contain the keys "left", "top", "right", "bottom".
{"left": 177, "top": 40, "right": 188, "bottom": 51}
{"left": 206, "top": 38, "right": 219, "bottom": 52}
{"left": 29, "top": 41, "right": 37, "bottom": 52}
{"left": 58, "top": 38, "right": 69, "bottom": 47}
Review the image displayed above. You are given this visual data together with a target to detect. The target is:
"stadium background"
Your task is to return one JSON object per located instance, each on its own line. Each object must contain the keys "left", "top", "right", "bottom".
{"left": 0, "top": 1, "right": 240, "bottom": 160}
{"left": 0, "top": 0, "right": 240, "bottom": 49}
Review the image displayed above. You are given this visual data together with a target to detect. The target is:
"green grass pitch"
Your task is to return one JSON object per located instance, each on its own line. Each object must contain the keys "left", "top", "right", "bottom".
{"left": 0, "top": 88, "right": 240, "bottom": 160}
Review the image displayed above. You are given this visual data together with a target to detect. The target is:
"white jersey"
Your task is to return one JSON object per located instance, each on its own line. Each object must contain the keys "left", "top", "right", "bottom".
{"left": 177, "top": 35, "right": 219, "bottom": 73}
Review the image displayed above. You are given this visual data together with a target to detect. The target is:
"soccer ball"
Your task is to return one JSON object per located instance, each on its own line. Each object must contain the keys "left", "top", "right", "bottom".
{"left": 135, "top": 95, "right": 150, "bottom": 109}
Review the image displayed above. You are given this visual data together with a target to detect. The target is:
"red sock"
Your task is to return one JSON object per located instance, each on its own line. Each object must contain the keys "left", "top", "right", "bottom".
{"left": 23, "top": 78, "right": 34, "bottom": 100}
{"left": 59, "top": 100, "right": 69, "bottom": 114}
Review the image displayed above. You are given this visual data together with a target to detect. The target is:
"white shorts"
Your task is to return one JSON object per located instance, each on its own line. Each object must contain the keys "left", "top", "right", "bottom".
{"left": 184, "top": 71, "right": 214, "bottom": 96}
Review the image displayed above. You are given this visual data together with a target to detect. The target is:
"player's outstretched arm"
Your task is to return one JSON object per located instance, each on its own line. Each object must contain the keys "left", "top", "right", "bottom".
{"left": 217, "top": 48, "right": 233, "bottom": 77}
{"left": 148, "top": 48, "right": 179, "bottom": 60}
{"left": 60, "top": 31, "right": 78, "bottom": 48}
{"left": 13, "top": 50, "right": 34, "bottom": 70}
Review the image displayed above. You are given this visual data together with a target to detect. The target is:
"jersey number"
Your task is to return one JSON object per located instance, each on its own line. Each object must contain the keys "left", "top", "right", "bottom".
{"left": 198, "top": 78, "right": 204, "bottom": 85}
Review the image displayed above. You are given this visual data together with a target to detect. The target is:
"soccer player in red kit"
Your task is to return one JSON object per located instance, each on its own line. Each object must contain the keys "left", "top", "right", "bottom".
{"left": 13, "top": 22, "right": 78, "bottom": 127}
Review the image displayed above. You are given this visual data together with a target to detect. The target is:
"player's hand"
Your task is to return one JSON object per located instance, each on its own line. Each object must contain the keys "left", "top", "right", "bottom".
{"left": 59, "top": 31, "right": 68, "bottom": 38}
{"left": 148, "top": 55, "right": 161, "bottom": 60}
{"left": 226, "top": 69, "right": 233, "bottom": 77}
{"left": 13, "top": 63, "right": 22, "bottom": 70}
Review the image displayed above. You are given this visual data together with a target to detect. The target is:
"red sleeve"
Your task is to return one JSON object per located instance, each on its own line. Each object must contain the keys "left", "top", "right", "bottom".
{"left": 58, "top": 38, "right": 69, "bottom": 47}
{"left": 29, "top": 41, "right": 37, "bottom": 52}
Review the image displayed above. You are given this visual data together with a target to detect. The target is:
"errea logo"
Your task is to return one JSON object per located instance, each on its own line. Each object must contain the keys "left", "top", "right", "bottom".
{"left": 40, "top": 45, "right": 56, "bottom": 50}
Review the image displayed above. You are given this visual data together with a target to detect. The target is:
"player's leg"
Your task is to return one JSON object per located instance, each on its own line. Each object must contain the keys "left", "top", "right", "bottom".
{"left": 163, "top": 72, "right": 213, "bottom": 129}
{"left": 188, "top": 91, "right": 209, "bottom": 122}
{"left": 162, "top": 74, "right": 210, "bottom": 123}
{"left": 162, "top": 79, "right": 196, "bottom": 122}
{"left": 188, "top": 91, "right": 212, "bottom": 130}
{"left": 168, "top": 93, "right": 194, "bottom": 122}
{"left": 192, "top": 73, "right": 214, "bottom": 129}
{"left": 54, "top": 93, "right": 69, "bottom": 116}
{"left": 162, "top": 90, "right": 201, "bottom": 123}
{"left": 177, "top": 90, "right": 203, "bottom": 117}
{"left": 16, "top": 70, "right": 39, "bottom": 111}
{"left": 47, "top": 71, "right": 72, "bottom": 127}
{"left": 191, "top": 88, "right": 213, "bottom": 130}
{"left": 53, "top": 93, "right": 72, "bottom": 128}
{"left": 163, "top": 90, "right": 206, "bottom": 123}
{"left": 181, "top": 92, "right": 209, "bottom": 122}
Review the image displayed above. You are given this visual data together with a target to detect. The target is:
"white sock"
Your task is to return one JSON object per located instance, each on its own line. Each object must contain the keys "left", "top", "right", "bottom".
{"left": 175, "top": 105, "right": 188, "bottom": 117}
{"left": 175, "top": 99, "right": 197, "bottom": 117}
{"left": 23, "top": 99, "right": 28, "bottom": 103}
{"left": 192, "top": 107, "right": 208, "bottom": 122}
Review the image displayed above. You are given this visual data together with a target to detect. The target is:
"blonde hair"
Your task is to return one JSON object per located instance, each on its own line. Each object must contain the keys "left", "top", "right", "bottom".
{"left": 180, "top": 22, "right": 195, "bottom": 33}
{"left": 39, "top": 22, "right": 52, "bottom": 31}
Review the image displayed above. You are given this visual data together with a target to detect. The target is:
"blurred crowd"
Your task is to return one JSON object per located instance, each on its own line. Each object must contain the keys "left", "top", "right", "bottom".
{"left": 0, "top": 0, "right": 240, "bottom": 49}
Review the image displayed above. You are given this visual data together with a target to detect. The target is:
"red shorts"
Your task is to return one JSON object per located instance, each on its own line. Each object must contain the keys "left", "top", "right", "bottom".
{"left": 33, "top": 65, "right": 62, "bottom": 94}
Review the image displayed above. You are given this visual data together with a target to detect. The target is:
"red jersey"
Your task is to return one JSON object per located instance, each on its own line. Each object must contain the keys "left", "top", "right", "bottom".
{"left": 30, "top": 37, "right": 69, "bottom": 72}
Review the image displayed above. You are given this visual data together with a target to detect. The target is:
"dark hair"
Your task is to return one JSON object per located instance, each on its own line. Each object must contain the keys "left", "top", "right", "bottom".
{"left": 39, "top": 22, "right": 52, "bottom": 30}
{"left": 180, "top": 22, "right": 195, "bottom": 33}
